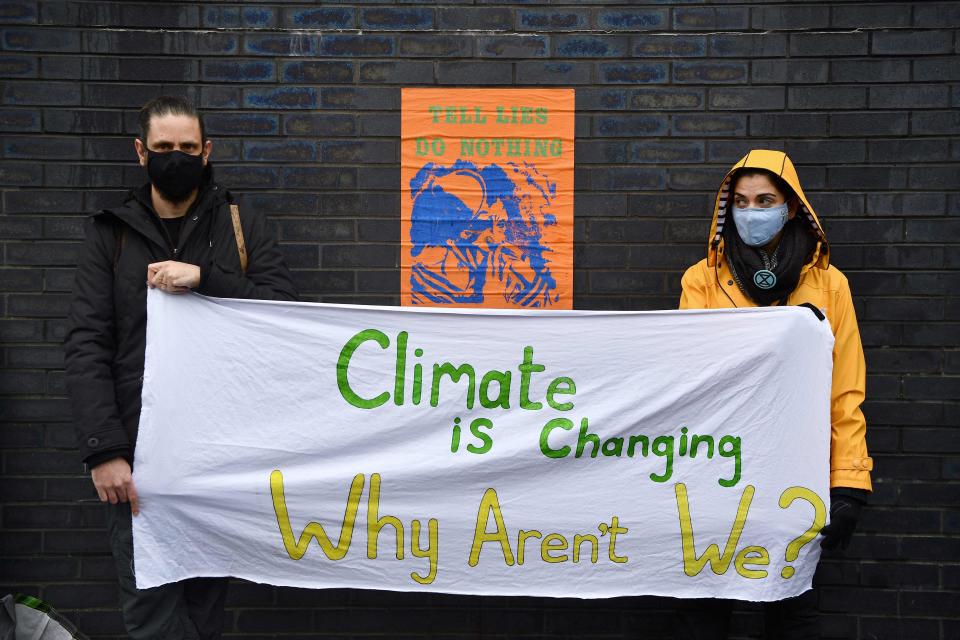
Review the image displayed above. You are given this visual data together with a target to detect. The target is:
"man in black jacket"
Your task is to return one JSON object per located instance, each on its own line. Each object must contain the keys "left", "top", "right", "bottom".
{"left": 64, "top": 96, "right": 297, "bottom": 639}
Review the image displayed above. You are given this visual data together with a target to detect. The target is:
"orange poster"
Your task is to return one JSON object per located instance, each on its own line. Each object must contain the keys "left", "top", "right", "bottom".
{"left": 401, "top": 89, "right": 574, "bottom": 309}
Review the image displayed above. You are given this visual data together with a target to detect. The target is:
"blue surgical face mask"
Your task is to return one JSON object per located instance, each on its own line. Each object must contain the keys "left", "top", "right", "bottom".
{"left": 732, "top": 203, "right": 789, "bottom": 247}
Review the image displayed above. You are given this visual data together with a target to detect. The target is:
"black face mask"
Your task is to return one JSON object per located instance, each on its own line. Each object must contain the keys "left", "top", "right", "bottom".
{"left": 146, "top": 149, "right": 205, "bottom": 204}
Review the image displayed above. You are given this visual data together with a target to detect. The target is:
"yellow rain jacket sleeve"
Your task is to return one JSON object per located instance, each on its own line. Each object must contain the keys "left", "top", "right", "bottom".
{"left": 679, "top": 150, "right": 872, "bottom": 492}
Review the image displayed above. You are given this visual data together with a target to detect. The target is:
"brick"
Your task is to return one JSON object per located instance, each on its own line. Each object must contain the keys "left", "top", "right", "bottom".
{"left": 398, "top": 35, "right": 473, "bottom": 58}
{"left": 673, "top": 114, "right": 746, "bottom": 137}
{"left": 3, "top": 557, "right": 77, "bottom": 580}
{"left": 277, "top": 220, "right": 353, "bottom": 243}
{"left": 589, "top": 271, "right": 663, "bottom": 294}
{"left": 243, "top": 140, "right": 317, "bottom": 163}
{"left": 870, "top": 139, "right": 949, "bottom": 163}
{"left": 43, "top": 581, "right": 116, "bottom": 606}
{"left": 827, "top": 166, "right": 906, "bottom": 190}
{"left": 913, "top": 3, "right": 960, "bottom": 28}
{"left": 867, "top": 193, "right": 947, "bottom": 216}
{"left": 243, "top": 34, "right": 317, "bottom": 57}
{"left": 358, "top": 112, "right": 398, "bottom": 137}
{"left": 318, "top": 35, "right": 395, "bottom": 58}
{"left": 0, "top": 319, "right": 43, "bottom": 341}
{"left": 0, "top": 55, "right": 37, "bottom": 77}
{"left": 437, "top": 61, "right": 512, "bottom": 86}
{"left": 3, "top": 81, "right": 80, "bottom": 106}
{"left": 361, "top": 7, "right": 434, "bottom": 31}
{"left": 203, "top": 7, "right": 278, "bottom": 29}
{"left": 786, "top": 140, "right": 866, "bottom": 166}
{"left": 281, "top": 61, "right": 353, "bottom": 84}
{"left": 576, "top": 88, "right": 627, "bottom": 111}
{"left": 598, "top": 63, "right": 667, "bottom": 84}
{"left": 282, "top": 167, "right": 356, "bottom": 190}
{"left": 517, "top": 8, "right": 588, "bottom": 31}
{"left": 913, "top": 57, "right": 960, "bottom": 82}
{"left": 2, "top": 27, "right": 80, "bottom": 52}
{"left": 668, "top": 168, "right": 726, "bottom": 191}
{"left": 321, "top": 244, "right": 397, "bottom": 268}
{"left": 44, "top": 56, "right": 116, "bottom": 81}
{"left": 359, "top": 61, "right": 433, "bottom": 84}
{"left": 82, "top": 82, "right": 157, "bottom": 108}
{"left": 516, "top": 61, "right": 591, "bottom": 85}
{"left": 554, "top": 36, "right": 628, "bottom": 59}
{"left": 0, "top": 107, "right": 39, "bottom": 131}
{"left": 200, "top": 86, "right": 239, "bottom": 109}
{"left": 215, "top": 166, "right": 280, "bottom": 190}
{"left": 0, "top": 216, "right": 43, "bottom": 240}
{"left": 708, "top": 87, "right": 784, "bottom": 111}
{"left": 590, "top": 168, "right": 665, "bottom": 191}
{"left": 320, "top": 88, "right": 398, "bottom": 111}
{"left": 596, "top": 9, "right": 667, "bottom": 31}
{"left": 630, "top": 88, "right": 704, "bottom": 111}
{"left": 82, "top": 137, "right": 134, "bottom": 162}
{"left": 283, "top": 7, "right": 354, "bottom": 29}
{"left": 751, "top": 59, "right": 827, "bottom": 84}
{"left": 205, "top": 113, "right": 279, "bottom": 137}
{"left": 900, "top": 536, "right": 960, "bottom": 560}
{"left": 909, "top": 166, "right": 960, "bottom": 190}
{"left": 873, "top": 30, "right": 954, "bottom": 55}
{"left": 751, "top": 5, "right": 829, "bottom": 29}
{"left": 320, "top": 140, "right": 396, "bottom": 164}
{"left": 292, "top": 270, "right": 355, "bottom": 295}
{"left": 673, "top": 7, "right": 748, "bottom": 31}
{"left": 631, "top": 34, "right": 705, "bottom": 58}
{"left": 588, "top": 220, "right": 662, "bottom": 243}
{"left": 3, "top": 505, "right": 80, "bottom": 529}
{"left": 831, "top": 59, "right": 911, "bottom": 83}
{"left": 356, "top": 166, "right": 396, "bottom": 190}
{"left": 790, "top": 32, "right": 868, "bottom": 57}
{"left": 0, "top": 2, "right": 37, "bottom": 23}
{"left": 751, "top": 113, "right": 828, "bottom": 137}
{"left": 116, "top": 3, "right": 198, "bottom": 28}
{"left": 202, "top": 59, "right": 275, "bottom": 83}
{"left": 437, "top": 8, "right": 512, "bottom": 31}
{"left": 43, "top": 109, "right": 122, "bottom": 134}
{"left": 832, "top": 5, "right": 911, "bottom": 29}
{"left": 357, "top": 219, "right": 398, "bottom": 243}
{"left": 166, "top": 31, "right": 239, "bottom": 56}
{"left": 594, "top": 115, "right": 667, "bottom": 137}
{"left": 479, "top": 35, "right": 548, "bottom": 58}
{"left": 576, "top": 245, "right": 629, "bottom": 268}
{"left": 629, "top": 141, "right": 704, "bottom": 164}
{"left": 243, "top": 87, "right": 319, "bottom": 110}
{"left": 860, "top": 617, "right": 940, "bottom": 640}
{"left": 4, "top": 190, "right": 78, "bottom": 214}
{"left": 789, "top": 86, "right": 867, "bottom": 110}
{"left": 829, "top": 112, "right": 908, "bottom": 136}
{"left": 708, "top": 34, "right": 787, "bottom": 58}
{"left": 673, "top": 62, "right": 747, "bottom": 84}
{"left": 913, "top": 110, "right": 960, "bottom": 135}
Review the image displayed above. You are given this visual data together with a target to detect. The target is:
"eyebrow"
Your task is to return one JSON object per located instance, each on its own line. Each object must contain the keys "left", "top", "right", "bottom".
{"left": 733, "top": 191, "right": 778, "bottom": 198}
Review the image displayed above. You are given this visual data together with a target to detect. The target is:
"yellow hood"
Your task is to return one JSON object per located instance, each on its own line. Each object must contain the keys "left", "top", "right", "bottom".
{"left": 707, "top": 149, "right": 828, "bottom": 269}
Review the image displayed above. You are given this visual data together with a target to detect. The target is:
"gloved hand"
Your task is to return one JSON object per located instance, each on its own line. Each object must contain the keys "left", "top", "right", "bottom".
{"left": 820, "top": 488, "right": 868, "bottom": 550}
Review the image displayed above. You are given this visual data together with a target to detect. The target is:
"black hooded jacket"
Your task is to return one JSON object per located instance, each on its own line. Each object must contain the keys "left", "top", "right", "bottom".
{"left": 64, "top": 167, "right": 297, "bottom": 466}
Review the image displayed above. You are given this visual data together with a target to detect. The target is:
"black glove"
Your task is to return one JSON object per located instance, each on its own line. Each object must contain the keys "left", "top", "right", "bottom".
{"left": 820, "top": 488, "right": 868, "bottom": 550}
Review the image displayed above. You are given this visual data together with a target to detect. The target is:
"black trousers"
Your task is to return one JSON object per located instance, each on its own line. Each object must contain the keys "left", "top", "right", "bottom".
{"left": 107, "top": 503, "right": 229, "bottom": 640}
{"left": 673, "top": 590, "right": 819, "bottom": 640}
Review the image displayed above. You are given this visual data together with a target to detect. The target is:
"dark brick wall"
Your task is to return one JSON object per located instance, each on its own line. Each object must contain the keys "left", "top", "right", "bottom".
{"left": 1, "top": 1, "right": 958, "bottom": 638}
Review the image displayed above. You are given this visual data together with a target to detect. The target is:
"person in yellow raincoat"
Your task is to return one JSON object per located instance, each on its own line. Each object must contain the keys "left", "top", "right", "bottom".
{"left": 676, "top": 149, "right": 872, "bottom": 639}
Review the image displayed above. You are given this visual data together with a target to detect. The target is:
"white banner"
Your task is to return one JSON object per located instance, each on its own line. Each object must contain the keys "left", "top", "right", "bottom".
{"left": 134, "top": 290, "right": 833, "bottom": 601}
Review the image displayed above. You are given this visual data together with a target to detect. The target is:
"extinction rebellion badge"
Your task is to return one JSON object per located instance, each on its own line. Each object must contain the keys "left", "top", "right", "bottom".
{"left": 754, "top": 270, "right": 776, "bottom": 290}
